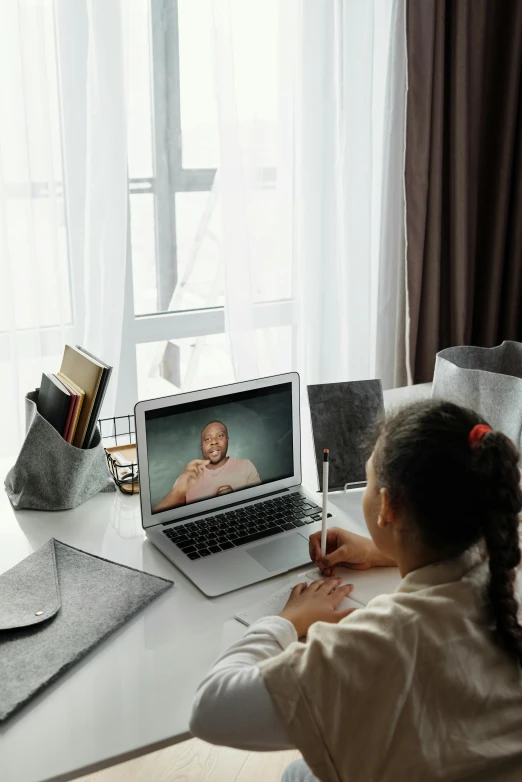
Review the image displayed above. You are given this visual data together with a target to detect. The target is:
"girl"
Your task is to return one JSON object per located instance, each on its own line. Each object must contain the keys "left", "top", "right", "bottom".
{"left": 190, "top": 401, "right": 522, "bottom": 782}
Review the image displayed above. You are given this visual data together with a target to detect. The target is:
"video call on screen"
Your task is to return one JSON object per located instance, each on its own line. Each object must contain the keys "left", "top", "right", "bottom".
{"left": 145, "top": 384, "right": 294, "bottom": 514}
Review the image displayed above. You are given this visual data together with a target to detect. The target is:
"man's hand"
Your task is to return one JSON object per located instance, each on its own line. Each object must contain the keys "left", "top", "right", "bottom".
{"left": 309, "top": 527, "right": 396, "bottom": 576}
{"left": 279, "top": 578, "right": 356, "bottom": 638}
{"left": 216, "top": 485, "right": 233, "bottom": 496}
{"left": 152, "top": 459, "right": 210, "bottom": 512}
{"left": 173, "top": 459, "right": 210, "bottom": 496}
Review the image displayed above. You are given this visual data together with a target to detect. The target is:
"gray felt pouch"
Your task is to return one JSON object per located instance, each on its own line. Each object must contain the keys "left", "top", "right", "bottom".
{"left": 4, "top": 390, "right": 115, "bottom": 511}
{"left": 0, "top": 539, "right": 174, "bottom": 722}
{"left": 432, "top": 341, "right": 522, "bottom": 452}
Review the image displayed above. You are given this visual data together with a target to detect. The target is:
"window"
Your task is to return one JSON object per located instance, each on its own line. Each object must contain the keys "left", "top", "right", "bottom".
{"left": 1, "top": 0, "right": 293, "bottom": 429}
{"left": 120, "top": 0, "right": 293, "bottom": 410}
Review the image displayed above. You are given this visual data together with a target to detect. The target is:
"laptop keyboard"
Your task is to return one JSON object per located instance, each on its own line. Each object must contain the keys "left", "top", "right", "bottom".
{"left": 162, "top": 491, "right": 331, "bottom": 560}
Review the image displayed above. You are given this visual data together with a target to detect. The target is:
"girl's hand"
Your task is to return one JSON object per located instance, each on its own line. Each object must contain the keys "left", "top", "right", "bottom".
{"left": 309, "top": 527, "right": 396, "bottom": 576}
{"left": 279, "top": 578, "right": 356, "bottom": 638}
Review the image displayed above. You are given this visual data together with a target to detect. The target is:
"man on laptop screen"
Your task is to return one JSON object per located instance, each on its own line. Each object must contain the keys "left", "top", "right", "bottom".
{"left": 153, "top": 421, "right": 261, "bottom": 512}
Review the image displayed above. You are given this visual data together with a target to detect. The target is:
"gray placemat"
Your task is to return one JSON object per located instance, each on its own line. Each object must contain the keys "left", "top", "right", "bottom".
{"left": 0, "top": 539, "right": 174, "bottom": 722}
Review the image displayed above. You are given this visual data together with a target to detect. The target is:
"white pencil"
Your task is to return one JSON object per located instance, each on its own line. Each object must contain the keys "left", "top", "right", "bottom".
{"left": 321, "top": 449, "right": 329, "bottom": 558}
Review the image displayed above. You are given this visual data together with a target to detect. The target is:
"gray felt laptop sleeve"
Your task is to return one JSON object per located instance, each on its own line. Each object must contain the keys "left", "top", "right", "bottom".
{"left": 0, "top": 539, "right": 174, "bottom": 722}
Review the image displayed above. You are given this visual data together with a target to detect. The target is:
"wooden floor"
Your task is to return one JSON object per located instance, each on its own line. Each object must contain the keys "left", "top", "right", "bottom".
{"left": 74, "top": 739, "right": 301, "bottom": 782}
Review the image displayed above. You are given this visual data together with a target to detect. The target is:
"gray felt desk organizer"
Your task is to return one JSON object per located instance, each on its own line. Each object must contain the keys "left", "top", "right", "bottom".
{"left": 0, "top": 539, "right": 173, "bottom": 722}
{"left": 4, "top": 390, "right": 115, "bottom": 511}
{"left": 432, "top": 341, "right": 522, "bottom": 453}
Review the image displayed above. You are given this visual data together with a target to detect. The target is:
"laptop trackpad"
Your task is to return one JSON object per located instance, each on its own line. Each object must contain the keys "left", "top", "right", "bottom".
{"left": 246, "top": 532, "right": 311, "bottom": 573}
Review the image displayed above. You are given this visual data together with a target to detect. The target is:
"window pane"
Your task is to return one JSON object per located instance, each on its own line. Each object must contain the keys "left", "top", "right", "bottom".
{"left": 135, "top": 0, "right": 291, "bottom": 316}
{"left": 178, "top": 0, "right": 219, "bottom": 169}
{"left": 254, "top": 326, "right": 292, "bottom": 377}
{"left": 247, "top": 189, "right": 292, "bottom": 302}
{"left": 130, "top": 194, "right": 157, "bottom": 315}
{"left": 136, "top": 326, "right": 292, "bottom": 400}
{"left": 123, "top": 0, "right": 153, "bottom": 179}
{"left": 178, "top": 0, "right": 279, "bottom": 170}
{"left": 133, "top": 191, "right": 224, "bottom": 315}
{"left": 228, "top": 0, "right": 278, "bottom": 167}
{"left": 172, "top": 192, "right": 224, "bottom": 310}
{"left": 0, "top": 2, "right": 72, "bottom": 332}
{"left": 0, "top": 197, "right": 71, "bottom": 331}
{"left": 137, "top": 334, "right": 234, "bottom": 400}
{"left": 133, "top": 187, "right": 294, "bottom": 315}
{"left": 0, "top": 1, "right": 62, "bottom": 185}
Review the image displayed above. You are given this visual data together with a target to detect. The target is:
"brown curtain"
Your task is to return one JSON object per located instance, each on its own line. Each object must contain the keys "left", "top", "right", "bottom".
{"left": 405, "top": 0, "right": 522, "bottom": 383}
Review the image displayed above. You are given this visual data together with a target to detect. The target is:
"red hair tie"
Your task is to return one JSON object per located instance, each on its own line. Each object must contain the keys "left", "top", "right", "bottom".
{"left": 469, "top": 424, "right": 492, "bottom": 450}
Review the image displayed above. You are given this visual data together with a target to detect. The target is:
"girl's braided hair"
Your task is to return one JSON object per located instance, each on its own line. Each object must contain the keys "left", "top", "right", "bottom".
{"left": 372, "top": 400, "right": 522, "bottom": 665}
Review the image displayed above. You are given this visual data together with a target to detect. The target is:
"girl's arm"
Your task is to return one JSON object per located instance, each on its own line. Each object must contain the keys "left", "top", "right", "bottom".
{"left": 189, "top": 616, "right": 296, "bottom": 750}
{"left": 191, "top": 578, "right": 354, "bottom": 749}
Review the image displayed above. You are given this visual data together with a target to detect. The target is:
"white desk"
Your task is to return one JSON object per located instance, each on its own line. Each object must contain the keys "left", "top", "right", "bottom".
{"left": 0, "top": 384, "right": 431, "bottom": 782}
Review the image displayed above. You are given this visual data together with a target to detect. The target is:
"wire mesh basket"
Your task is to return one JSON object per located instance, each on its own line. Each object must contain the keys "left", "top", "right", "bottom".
{"left": 98, "top": 415, "right": 139, "bottom": 495}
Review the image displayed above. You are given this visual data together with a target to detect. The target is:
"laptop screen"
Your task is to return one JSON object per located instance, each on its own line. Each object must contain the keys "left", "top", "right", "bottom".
{"left": 145, "top": 383, "right": 294, "bottom": 515}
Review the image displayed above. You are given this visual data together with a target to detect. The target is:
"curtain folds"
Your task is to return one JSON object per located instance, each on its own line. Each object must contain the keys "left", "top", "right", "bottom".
{"left": 1, "top": 0, "right": 408, "bottom": 460}
{"left": 375, "top": 0, "right": 408, "bottom": 389}
{"left": 0, "top": 0, "right": 128, "bottom": 456}
{"left": 405, "top": 0, "right": 522, "bottom": 383}
{"left": 212, "top": 0, "right": 408, "bottom": 389}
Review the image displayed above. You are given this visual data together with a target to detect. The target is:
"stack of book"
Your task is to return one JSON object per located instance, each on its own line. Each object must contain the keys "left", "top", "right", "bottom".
{"left": 36, "top": 345, "right": 112, "bottom": 449}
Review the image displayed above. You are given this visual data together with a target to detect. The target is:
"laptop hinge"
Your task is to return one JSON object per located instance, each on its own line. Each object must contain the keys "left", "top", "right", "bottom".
{"left": 161, "top": 486, "right": 298, "bottom": 526}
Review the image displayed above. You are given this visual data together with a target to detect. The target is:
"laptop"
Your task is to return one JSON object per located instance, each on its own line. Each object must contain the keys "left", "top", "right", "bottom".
{"left": 135, "top": 372, "right": 333, "bottom": 596}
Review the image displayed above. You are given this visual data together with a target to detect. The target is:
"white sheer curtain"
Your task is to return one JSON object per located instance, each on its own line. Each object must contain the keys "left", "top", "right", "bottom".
{"left": 211, "top": 0, "right": 407, "bottom": 387}
{"left": 0, "top": 0, "right": 127, "bottom": 458}
{"left": 0, "top": 0, "right": 407, "bottom": 461}
{"left": 375, "top": 0, "right": 408, "bottom": 389}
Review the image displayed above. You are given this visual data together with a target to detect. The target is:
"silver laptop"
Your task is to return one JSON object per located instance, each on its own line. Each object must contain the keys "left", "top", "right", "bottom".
{"left": 135, "top": 373, "right": 331, "bottom": 596}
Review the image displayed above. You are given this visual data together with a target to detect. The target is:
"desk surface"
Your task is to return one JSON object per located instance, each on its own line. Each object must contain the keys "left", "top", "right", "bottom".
{"left": 0, "top": 383, "right": 431, "bottom": 782}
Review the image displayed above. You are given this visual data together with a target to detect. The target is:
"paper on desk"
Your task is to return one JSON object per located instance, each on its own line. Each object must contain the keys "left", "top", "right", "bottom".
{"left": 305, "top": 565, "right": 401, "bottom": 606}
{"left": 235, "top": 564, "right": 402, "bottom": 628}
{"left": 234, "top": 576, "right": 363, "bottom": 628}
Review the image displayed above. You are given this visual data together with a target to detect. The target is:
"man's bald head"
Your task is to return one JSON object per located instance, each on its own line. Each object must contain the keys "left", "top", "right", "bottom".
{"left": 201, "top": 421, "right": 229, "bottom": 465}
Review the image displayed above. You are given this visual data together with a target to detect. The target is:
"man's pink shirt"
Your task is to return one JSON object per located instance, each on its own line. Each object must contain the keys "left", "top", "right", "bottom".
{"left": 185, "top": 458, "right": 261, "bottom": 503}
